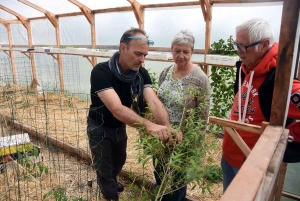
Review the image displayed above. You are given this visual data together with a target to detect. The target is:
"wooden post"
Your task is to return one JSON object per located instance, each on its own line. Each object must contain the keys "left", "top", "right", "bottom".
{"left": 3, "top": 23, "right": 17, "bottom": 85}
{"left": 68, "top": 0, "right": 97, "bottom": 67}
{"left": 128, "top": 0, "right": 145, "bottom": 30}
{"left": 270, "top": 0, "right": 300, "bottom": 127}
{"left": 19, "top": 0, "right": 65, "bottom": 93}
{"left": 0, "top": 5, "right": 38, "bottom": 83}
{"left": 200, "top": 0, "right": 212, "bottom": 75}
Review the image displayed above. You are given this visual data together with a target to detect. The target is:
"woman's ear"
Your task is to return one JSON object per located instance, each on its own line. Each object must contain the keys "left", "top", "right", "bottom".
{"left": 262, "top": 39, "right": 270, "bottom": 52}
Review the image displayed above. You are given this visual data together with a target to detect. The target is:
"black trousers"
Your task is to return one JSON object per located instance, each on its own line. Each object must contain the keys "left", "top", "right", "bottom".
{"left": 87, "top": 117, "right": 127, "bottom": 200}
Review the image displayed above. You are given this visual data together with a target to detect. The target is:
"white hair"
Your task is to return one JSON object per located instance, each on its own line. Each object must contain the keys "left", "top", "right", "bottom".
{"left": 171, "top": 29, "right": 195, "bottom": 50}
{"left": 236, "top": 18, "right": 274, "bottom": 49}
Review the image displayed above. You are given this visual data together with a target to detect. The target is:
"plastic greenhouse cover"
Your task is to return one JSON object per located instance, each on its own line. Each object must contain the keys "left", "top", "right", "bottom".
{"left": 0, "top": 0, "right": 201, "bottom": 20}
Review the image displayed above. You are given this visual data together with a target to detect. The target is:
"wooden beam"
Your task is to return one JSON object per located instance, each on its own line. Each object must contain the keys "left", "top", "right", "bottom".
{"left": 83, "top": 56, "right": 93, "bottom": 65}
{"left": 0, "top": 6, "right": 37, "bottom": 82}
{"left": 128, "top": 0, "right": 145, "bottom": 30}
{"left": 68, "top": 0, "right": 94, "bottom": 24}
{"left": 270, "top": 0, "right": 300, "bottom": 126}
{"left": 211, "top": 0, "right": 282, "bottom": 3}
{"left": 18, "top": 0, "right": 58, "bottom": 27}
{"left": 0, "top": 19, "right": 22, "bottom": 24}
{"left": 204, "top": 0, "right": 212, "bottom": 21}
{"left": 2, "top": 23, "right": 17, "bottom": 85}
{"left": 68, "top": 0, "right": 97, "bottom": 66}
{"left": 199, "top": 0, "right": 207, "bottom": 22}
{"left": 27, "top": 2, "right": 200, "bottom": 21}
{"left": 143, "top": 2, "right": 200, "bottom": 8}
{"left": 21, "top": 51, "right": 30, "bottom": 59}
{"left": 18, "top": 0, "right": 47, "bottom": 13}
{"left": 254, "top": 129, "right": 288, "bottom": 201}
{"left": 48, "top": 53, "right": 58, "bottom": 60}
{"left": 225, "top": 127, "right": 251, "bottom": 157}
{"left": 221, "top": 125, "right": 284, "bottom": 201}
{"left": 3, "top": 50, "right": 10, "bottom": 57}
{"left": 209, "top": 116, "right": 262, "bottom": 134}
{"left": 0, "top": 5, "right": 30, "bottom": 29}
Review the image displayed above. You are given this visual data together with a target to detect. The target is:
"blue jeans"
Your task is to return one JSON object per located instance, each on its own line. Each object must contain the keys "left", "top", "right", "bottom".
{"left": 221, "top": 156, "right": 239, "bottom": 193}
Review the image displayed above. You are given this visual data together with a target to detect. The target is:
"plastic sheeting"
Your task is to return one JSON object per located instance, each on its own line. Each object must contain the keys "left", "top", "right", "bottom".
{"left": 0, "top": 1, "right": 283, "bottom": 96}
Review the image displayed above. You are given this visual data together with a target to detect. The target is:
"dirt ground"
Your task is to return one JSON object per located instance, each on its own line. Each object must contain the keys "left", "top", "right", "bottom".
{"left": 0, "top": 89, "right": 223, "bottom": 200}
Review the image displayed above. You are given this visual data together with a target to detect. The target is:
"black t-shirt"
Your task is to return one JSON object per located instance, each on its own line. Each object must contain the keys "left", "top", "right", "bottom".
{"left": 88, "top": 61, "right": 152, "bottom": 128}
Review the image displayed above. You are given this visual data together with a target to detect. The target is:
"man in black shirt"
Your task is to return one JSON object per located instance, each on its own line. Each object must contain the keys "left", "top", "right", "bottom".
{"left": 87, "top": 28, "right": 182, "bottom": 201}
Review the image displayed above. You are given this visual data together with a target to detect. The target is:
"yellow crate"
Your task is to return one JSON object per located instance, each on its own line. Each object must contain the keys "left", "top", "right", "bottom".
{"left": 0, "top": 143, "right": 34, "bottom": 156}
{"left": 0, "top": 133, "right": 33, "bottom": 156}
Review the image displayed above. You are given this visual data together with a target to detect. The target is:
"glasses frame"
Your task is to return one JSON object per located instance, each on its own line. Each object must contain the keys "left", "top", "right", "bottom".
{"left": 127, "top": 36, "right": 154, "bottom": 46}
{"left": 233, "top": 40, "right": 264, "bottom": 53}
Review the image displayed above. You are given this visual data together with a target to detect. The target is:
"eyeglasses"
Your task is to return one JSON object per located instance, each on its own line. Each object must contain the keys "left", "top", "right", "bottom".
{"left": 233, "top": 40, "right": 264, "bottom": 53}
{"left": 128, "top": 36, "right": 154, "bottom": 46}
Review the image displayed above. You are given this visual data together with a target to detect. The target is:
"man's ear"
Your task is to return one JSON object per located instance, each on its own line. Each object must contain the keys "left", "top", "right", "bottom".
{"left": 262, "top": 39, "right": 270, "bottom": 52}
{"left": 119, "top": 43, "right": 128, "bottom": 52}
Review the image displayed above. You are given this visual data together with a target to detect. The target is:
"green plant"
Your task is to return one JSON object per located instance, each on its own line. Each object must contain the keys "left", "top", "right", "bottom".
{"left": 43, "top": 188, "right": 84, "bottom": 201}
{"left": 17, "top": 147, "right": 49, "bottom": 178}
{"left": 146, "top": 68, "right": 158, "bottom": 90}
{"left": 136, "top": 84, "right": 212, "bottom": 200}
{"left": 202, "top": 165, "right": 222, "bottom": 183}
{"left": 208, "top": 36, "right": 237, "bottom": 134}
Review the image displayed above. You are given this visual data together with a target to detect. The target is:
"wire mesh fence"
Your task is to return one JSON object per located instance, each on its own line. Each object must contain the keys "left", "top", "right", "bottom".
{"left": 0, "top": 56, "right": 223, "bottom": 201}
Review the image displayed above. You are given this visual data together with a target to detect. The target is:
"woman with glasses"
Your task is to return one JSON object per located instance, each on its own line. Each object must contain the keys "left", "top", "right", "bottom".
{"left": 222, "top": 18, "right": 300, "bottom": 193}
{"left": 153, "top": 30, "right": 210, "bottom": 201}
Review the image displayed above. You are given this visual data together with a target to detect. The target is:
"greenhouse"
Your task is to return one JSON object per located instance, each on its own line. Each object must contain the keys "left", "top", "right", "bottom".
{"left": 0, "top": 0, "right": 299, "bottom": 200}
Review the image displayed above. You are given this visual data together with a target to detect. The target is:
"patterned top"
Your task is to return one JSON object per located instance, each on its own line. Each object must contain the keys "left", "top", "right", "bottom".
{"left": 158, "top": 65, "right": 193, "bottom": 124}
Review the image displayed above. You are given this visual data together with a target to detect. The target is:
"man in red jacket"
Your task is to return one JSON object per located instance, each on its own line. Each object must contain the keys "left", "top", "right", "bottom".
{"left": 222, "top": 18, "right": 300, "bottom": 192}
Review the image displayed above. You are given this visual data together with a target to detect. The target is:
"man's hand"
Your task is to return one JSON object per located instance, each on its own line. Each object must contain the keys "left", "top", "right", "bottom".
{"left": 167, "top": 128, "right": 182, "bottom": 146}
{"left": 145, "top": 123, "right": 183, "bottom": 146}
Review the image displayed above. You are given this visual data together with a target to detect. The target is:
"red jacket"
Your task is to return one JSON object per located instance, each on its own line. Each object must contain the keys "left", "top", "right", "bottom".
{"left": 222, "top": 43, "right": 300, "bottom": 168}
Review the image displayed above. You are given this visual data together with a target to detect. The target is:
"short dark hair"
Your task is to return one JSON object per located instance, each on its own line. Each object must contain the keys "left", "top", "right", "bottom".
{"left": 120, "top": 27, "right": 148, "bottom": 45}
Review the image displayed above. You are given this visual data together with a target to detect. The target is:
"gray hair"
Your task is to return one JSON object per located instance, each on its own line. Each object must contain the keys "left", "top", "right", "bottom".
{"left": 171, "top": 30, "right": 195, "bottom": 50}
{"left": 236, "top": 18, "right": 274, "bottom": 49}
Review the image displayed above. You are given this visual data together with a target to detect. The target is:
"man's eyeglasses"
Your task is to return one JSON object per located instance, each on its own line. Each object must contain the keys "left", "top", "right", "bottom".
{"left": 233, "top": 40, "right": 264, "bottom": 53}
{"left": 128, "top": 36, "right": 154, "bottom": 46}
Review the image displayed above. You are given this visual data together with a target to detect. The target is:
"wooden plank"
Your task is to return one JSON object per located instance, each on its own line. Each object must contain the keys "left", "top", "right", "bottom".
{"left": 260, "top": 121, "right": 269, "bottom": 134}
{"left": 224, "top": 127, "right": 251, "bottom": 157}
{"left": 274, "top": 163, "right": 288, "bottom": 201}
{"left": 254, "top": 129, "right": 288, "bottom": 201}
{"left": 270, "top": 0, "right": 300, "bottom": 126}
{"left": 209, "top": 116, "right": 262, "bottom": 134}
{"left": 221, "top": 125, "right": 283, "bottom": 201}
